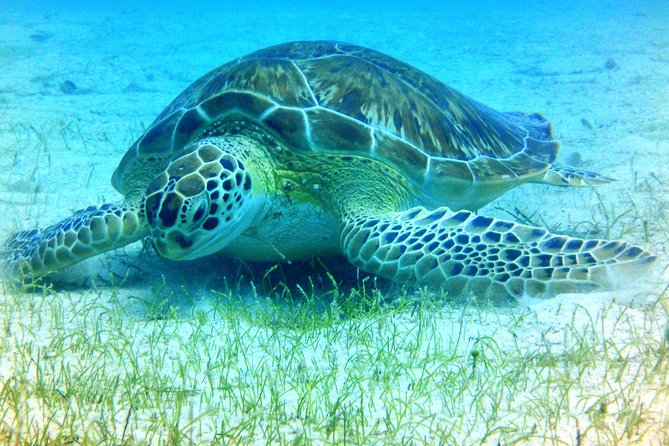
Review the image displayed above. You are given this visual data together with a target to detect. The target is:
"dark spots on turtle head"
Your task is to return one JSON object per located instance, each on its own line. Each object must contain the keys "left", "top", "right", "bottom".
{"left": 211, "top": 191, "right": 220, "bottom": 200}
{"left": 203, "top": 217, "right": 219, "bottom": 231}
{"left": 176, "top": 176, "right": 205, "bottom": 197}
{"left": 427, "top": 241, "right": 439, "bottom": 251}
{"left": 518, "top": 256, "right": 530, "bottom": 267}
{"left": 209, "top": 203, "right": 219, "bottom": 215}
{"left": 222, "top": 192, "right": 230, "bottom": 202}
{"left": 341, "top": 155, "right": 354, "bottom": 162}
{"left": 222, "top": 179, "right": 233, "bottom": 191}
{"left": 220, "top": 156, "right": 235, "bottom": 172}
{"left": 175, "top": 232, "right": 193, "bottom": 249}
{"left": 193, "top": 201, "right": 206, "bottom": 222}
{"left": 165, "top": 178, "right": 178, "bottom": 192}
{"left": 443, "top": 239, "right": 455, "bottom": 250}
{"left": 158, "top": 193, "right": 182, "bottom": 228}
{"left": 235, "top": 171, "right": 244, "bottom": 185}
{"left": 145, "top": 195, "right": 161, "bottom": 225}
{"left": 199, "top": 164, "right": 220, "bottom": 179}
{"left": 243, "top": 174, "right": 252, "bottom": 191}
{"left": 207, "top": 180, "right": 219, "bottom": 191}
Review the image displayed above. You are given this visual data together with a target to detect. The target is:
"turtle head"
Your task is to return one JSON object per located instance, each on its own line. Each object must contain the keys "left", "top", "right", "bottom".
{"left": 143, "top": 137, "right": 262, "bottom": 260}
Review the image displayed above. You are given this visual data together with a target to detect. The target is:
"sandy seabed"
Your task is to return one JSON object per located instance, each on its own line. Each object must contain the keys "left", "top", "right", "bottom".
{"left": 0, "top": 1, "right": 668, "bottom": 444}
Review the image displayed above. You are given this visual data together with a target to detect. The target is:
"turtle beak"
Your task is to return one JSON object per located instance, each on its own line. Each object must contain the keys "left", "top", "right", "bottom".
{"left": 152, "top": 229, "right": 197, "bottom": 260}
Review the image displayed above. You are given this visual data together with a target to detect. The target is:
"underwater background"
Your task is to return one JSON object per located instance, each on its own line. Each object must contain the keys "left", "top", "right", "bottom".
{"left": 0, "top": 0, "right": 668, "bottom": 444}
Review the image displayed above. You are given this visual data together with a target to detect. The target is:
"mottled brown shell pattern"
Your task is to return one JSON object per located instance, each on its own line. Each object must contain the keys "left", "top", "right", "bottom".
{"left": 113, "top": 41, "right": 558, "bottom": 195}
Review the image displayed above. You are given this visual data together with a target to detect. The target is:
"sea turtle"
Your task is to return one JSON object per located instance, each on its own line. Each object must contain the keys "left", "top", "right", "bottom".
{"left": 1, "top": 41, "right": 656, "bottom": 300}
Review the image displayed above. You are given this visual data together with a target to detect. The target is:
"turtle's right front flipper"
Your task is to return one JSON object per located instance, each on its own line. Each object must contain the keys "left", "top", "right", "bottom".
{"left": 2, "top": 203, "right": 148, "bottom": 278}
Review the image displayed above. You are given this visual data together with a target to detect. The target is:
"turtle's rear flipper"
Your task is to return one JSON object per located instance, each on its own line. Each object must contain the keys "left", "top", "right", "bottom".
{"left": 2, "top": 203, "right": 148, "bottom": 279}
{"left": 539, "top": 162, "right": 615, "bottom": 187}
{"left": 340, "top": 206, "right": 656, "bottom": 302}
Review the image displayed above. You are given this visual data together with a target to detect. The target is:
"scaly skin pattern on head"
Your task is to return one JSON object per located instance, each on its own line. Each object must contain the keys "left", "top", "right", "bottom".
{"left": 142, "top": 136, "right": 273, "bottom": 261}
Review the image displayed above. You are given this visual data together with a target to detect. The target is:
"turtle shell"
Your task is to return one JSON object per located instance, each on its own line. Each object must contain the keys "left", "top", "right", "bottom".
{"left": 112, "top": 41, "right": 558, "bottom": 199}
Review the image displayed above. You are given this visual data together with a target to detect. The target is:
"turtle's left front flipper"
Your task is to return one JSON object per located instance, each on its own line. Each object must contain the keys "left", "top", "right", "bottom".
{"left": 2, "top": 203, "right": 148, "bottom": 279}
{"left": 340, "top": 206, "right": 656, "bottom": 301}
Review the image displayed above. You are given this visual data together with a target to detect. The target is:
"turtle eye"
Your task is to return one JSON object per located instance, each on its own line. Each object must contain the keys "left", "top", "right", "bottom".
{"left": 192, "top": 198, "right": 207, "bottom": 223}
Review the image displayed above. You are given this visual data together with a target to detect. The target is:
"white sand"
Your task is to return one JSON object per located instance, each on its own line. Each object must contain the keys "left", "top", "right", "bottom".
{"left": 1, "top": 1, "right": 668, "bottom": 444}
